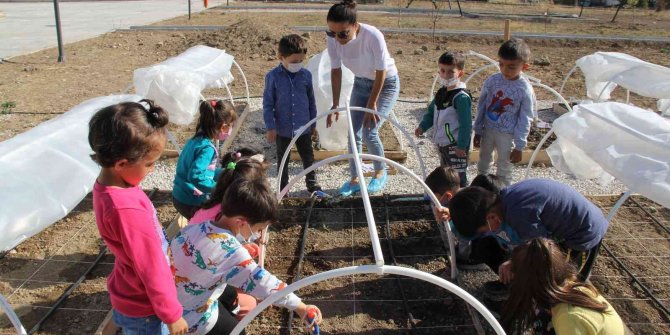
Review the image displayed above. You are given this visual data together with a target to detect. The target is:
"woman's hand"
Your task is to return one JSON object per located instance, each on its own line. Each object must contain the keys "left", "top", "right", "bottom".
{"left": 498, "top": 260, "right": 513, "bottom": 284}
{"left": 363, "top": 103, "right": 379, "bottom": 129}
{"left": 326, "top": 105, "right": 339, "bottom": 128}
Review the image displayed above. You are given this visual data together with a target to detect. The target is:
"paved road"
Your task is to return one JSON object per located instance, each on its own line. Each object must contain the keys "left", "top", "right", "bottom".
{"left": 0, "top": 0, "right": 207, "bottom": 59}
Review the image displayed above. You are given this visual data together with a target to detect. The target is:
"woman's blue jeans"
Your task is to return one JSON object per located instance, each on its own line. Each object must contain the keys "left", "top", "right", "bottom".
{"left": 348, "top": 75, "right": 400, "bottom": 177}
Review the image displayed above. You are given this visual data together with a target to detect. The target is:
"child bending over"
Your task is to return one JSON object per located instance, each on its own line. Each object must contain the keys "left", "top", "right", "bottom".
{"left": 170, "top": 178, "right": 322, "bottom": 334}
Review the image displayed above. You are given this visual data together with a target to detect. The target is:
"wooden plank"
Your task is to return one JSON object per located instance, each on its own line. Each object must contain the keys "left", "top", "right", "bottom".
{"left": 94, "top": 310, "right": 116, "bottom": 335}
{"left": 468, "top": 149, "right": 552, "bottom": 166}
{"left": 290, "top": 149, "right": 407, "bottom": 162}
{"left": 165, "top": 215, "right": 189, "bottom": 240}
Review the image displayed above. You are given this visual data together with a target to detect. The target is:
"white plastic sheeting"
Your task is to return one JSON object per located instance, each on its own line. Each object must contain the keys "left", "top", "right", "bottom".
{"left": 575, "top": 52, "right": 670, "bottom": 114}
{"left": 134, "top": 45, "right": 235, "bottom": 125}
{"left": 547, "top": 102, "right": 670, "bottom": 208}
{"left": 306, "top": 50, "right": 355, "bottom": 150}
{"left": 0, "top": 95, "right": 143, "bottom": 253}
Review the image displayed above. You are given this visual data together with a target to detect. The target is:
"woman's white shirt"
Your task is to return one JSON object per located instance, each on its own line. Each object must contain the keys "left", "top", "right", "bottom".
{"left": 327, "top": 23, "right": 398, "bottom": 80}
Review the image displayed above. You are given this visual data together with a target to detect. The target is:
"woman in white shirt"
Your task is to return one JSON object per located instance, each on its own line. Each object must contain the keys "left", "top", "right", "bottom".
{"left": 325, "top": 0, "right": 400, "bottom": 196}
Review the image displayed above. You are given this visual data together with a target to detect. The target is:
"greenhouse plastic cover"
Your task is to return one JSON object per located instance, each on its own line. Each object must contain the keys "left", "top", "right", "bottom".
{"left": 0, "top": 95, "right": 142, "bottom": 253}
{"left": 576, "top": 52, "right": 670, "bottom": 114}
{"left": 547, "top": 102, "right": 670, "bottom": 209}
{"left": 306, "top": 50, "right": 355, "bottom": 150}
{"left": 134, "top": 45, "right": 235, "bottom": 125}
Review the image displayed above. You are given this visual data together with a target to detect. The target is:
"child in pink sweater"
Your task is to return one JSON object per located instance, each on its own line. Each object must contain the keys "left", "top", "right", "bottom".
{"left": 89, "top": 99, "right": 188, "bottom": 335}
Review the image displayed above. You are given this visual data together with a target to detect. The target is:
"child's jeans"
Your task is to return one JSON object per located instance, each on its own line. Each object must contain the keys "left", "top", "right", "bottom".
{"left": 438, "top": 143, "right": 469, "bottom": 187}
{"left": 476, "top": 128, "right": 514, "bottom": 186}
{"left": 112, "top": 309, "right": 168, "bottom": 335}
{"left": 348, "top": 75, "right": 400, "bottom": 176}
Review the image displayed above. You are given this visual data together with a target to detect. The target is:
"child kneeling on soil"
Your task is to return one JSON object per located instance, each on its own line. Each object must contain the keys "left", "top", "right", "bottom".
{"left": 89, "top": 100, "right": 188, "bottom": 334}
{"left": 173, "top": 100, "right": 238, "bottom": 220}
{"left": 473, "top": 38, "right": 535, "bottom": 186}
{"left": 170, "top": 178, "right": 322, "bottom": 335}
{"left": 416, "top": 52, "right": 472, "bottom": 187}
{"left": 263, "top": 34, "right": 323, "bottom": 196}
{"left": 448, "top": 179, "right": 609, "bottom": 287}
{"left": 503, "top": 238, "right": 624, "bottom": 335}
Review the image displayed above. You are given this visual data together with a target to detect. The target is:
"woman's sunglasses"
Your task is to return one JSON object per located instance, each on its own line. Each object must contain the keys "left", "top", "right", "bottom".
{"left": 326, "top": 30, "right": 351, "bottom": 39}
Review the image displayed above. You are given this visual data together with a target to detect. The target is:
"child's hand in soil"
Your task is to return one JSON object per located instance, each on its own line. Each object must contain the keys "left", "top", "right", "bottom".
{"left": 266, "top": 129, "right": 276, "bottom": 144}
{"left": 296, "top": 303, "right": 323, "bottom": 332}
{"left": 473, "top": 134, "right": 481, "bottom": 148}
{"left": 498, "top": 260, "right": 513, "bottom": 284}
{"left": 167, "top": 317, "right": 188, "bottom": 335}
{"left": 509, "top": 149, "right": 522, "bottom": 163}
{"left": 414, "top": 127, "right": 424, "bottom": 137}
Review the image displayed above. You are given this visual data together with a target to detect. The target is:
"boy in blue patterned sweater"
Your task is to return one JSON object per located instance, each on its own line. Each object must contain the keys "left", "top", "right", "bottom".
{"left": 473, "top": 38, "right": 535, "bottom": 186}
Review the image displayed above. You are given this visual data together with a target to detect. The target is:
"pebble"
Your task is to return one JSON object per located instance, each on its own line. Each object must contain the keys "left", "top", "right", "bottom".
{"left": 142, "top": 98, "right": 626, "bottom": 197}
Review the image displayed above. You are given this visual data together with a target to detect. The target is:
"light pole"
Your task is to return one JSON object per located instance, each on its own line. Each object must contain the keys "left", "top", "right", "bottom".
{"left": 53, "top": 0, "right": 65, "bottom": 62}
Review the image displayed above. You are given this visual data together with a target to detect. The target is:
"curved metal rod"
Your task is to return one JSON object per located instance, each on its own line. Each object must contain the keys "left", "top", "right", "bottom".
{"left": 275, "top": 107, "right": 428, "bottom": 198}
{"left": 232, "top": 60, "right": 251, "bottom": 105}
{"left": 523, "top": 128, "right": 554, "bottom": 181}
{"left": 464, "top": 63, "right": 497, "bottom": 86}
{"left": 0, "top": 293, "right": 27, "bottom": 335}
{"left": 344, "top": 103, "right": 386, "bottom": 265}
{"left": 271, "top": 152, "right": 458, "bottom": 280}
{"left": 229, "top": 265, "right": 506, "bottom": 335}
{"left": 607, "top": 190, "right": 632, "bottom": 222}
{"left": 559, "top": 64, "right": 579, "bottom": 95}
{"left": 596, "top": 80, "right": 615, "bottom": 102}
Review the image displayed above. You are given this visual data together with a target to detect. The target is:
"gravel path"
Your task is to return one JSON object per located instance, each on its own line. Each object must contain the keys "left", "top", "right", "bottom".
{"left": 142, "top": 97, "right": 626, "bottom": 197}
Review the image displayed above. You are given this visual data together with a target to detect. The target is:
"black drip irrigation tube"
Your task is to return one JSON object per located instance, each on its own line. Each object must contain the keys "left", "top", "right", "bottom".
{"left": 27, "top": 188, "right": 159, "bottom": 334}
{"left": 286, "top": 192, "right": 320, "bottom": 333}
{"left": 600, "top": 243, "right": 670, "bottom": 317}
{"left": 382, "top": 194, "right": 419, "bottom": 332}
{"left": 628, "top": 197, "right": 670, "bottom": 237}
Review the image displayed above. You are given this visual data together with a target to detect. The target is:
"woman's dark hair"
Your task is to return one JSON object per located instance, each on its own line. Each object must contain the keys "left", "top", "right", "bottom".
{"left": 448, "top": 186, "right": 499, "bottom": 238}
{"left": 470, "top": 174, "right": 505, "bottom": 194}
{"left": 89, "top": 99, "right": 169, "bottom": 167}
{"left": 221, "top": 178, "right": 278, "bottom": 225}
{"left": 202, "top": 156, "right": 269, "bottom": 210}
{"left": 327, "top": 0, "right": 357, "bottom": 24}
{"left": 195, "top": 99, "right": 237, "bottom": 139}
{"left": 503, "top": 238, "right": 609, "bottom": 333}
{"left": 438, "top": 52, "right": 465, "bottom": 70}
{"left": 425, "top": 166, "right": 461, "bottom": 195}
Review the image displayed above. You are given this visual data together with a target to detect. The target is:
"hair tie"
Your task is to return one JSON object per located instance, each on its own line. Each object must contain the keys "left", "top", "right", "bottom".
{"left": 234, "top": 152, "right": 242, "bottom": 159}
{"left": 210, "top": 100, "right": 217, "bottom": 108}
{"left": 226, "top": 162, "right": 236, "bottom": 170}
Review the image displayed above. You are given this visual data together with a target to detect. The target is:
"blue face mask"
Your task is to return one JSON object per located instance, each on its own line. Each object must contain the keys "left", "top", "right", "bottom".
{"left": 484, "top": 222, "right": 524, "bottom": 246}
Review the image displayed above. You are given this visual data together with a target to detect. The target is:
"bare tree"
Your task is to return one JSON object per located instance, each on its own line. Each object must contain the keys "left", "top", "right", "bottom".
{"left": 430, "top": 0, "right": 443, "bottom": 42}
{"left": 657, "top": 0, "right": 666, "bottom": 11}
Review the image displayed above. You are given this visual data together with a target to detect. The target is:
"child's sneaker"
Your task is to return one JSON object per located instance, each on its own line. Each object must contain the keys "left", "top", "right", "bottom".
{"left": 312, "top": 190, "right": 329, "bottom": 198}
{"left": 367, "top": 171, "right": 388, "bottom": 194}
{"left": 338, "top": 181, "right": 361, "bottom": 197}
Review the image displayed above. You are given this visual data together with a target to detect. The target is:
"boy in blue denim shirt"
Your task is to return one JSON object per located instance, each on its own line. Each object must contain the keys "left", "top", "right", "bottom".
{"left": 263, "top": 34, "right": 322, "bottom": 194}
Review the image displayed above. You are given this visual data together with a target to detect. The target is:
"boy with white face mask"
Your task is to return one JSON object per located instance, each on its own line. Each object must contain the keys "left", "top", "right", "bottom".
{"left": 170, "top": 178, "right": 322, "bottom": 335}
{"left": 415, "top": 52, "right": 472, "bottom": 187}
{"left": 263, "top": 34, "right": 323, "bottom": 195}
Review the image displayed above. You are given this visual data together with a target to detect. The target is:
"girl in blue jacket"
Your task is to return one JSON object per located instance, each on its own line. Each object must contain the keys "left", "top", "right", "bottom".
{"left": 172, "top": 100, "right": 237, "bottom": 219}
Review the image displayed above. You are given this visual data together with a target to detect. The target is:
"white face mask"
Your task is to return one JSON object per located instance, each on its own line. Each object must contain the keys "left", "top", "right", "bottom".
{"left": 286, "top": 63, "right": 303, "bottom": 73}
{"left": 437, "top": 75, "right": 460, "bottom": 88}
{"left": 235, "top": 223, "right": 261, "bottom": 244}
